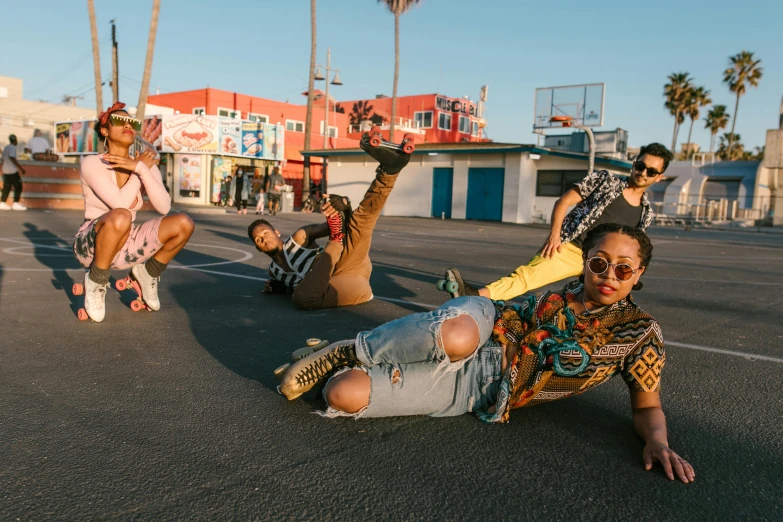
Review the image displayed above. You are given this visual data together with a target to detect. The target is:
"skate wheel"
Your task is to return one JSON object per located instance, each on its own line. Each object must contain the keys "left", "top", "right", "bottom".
{"left": 445, "top": 281, "right": 459, "bottom": 294}
{"left": 274, "top": 363, "right": 291, "bottom": 380}
{"left": 369, "top": 136, "right": 381, "bottom": 147}
{"left": 130, "top": 300, "right": 145, "bottom": 312}
{"left": 72, "top": 283, "right": 84, "bottom": 296}
{"left": 436, "top": 279, "right": 447, "bottom": 291}
{"left": 403, "top": 142, "right": 415, "bottom": 154}
{"left": 77, "top": 308, "right": 89, "bottom": 321}
{"left": 115, "top": 279, "right": 128, "bottom": 291}
{"left": 306, "top": 338, "right": 322, "bottom": 347}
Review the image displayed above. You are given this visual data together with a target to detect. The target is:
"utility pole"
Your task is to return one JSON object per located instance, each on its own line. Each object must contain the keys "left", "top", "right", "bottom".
{"left": 111, "top": 19, "right": 119, "bottom": 103}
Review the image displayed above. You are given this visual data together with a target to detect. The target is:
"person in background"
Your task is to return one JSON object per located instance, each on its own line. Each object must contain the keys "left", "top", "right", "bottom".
{"left": 230, "top": 167, "right": 252, "bottom": 215}
{"left": 266, "top": 166, "right": 285, "bottom": 216}
{"left": 25, "top": 129, "right": 51, "bottom": 155}
{"left": 1, "top": 134, "right": 27, "bottom": 211}
{"left": 253, "top": 170, "right": 266, "bottom": 215}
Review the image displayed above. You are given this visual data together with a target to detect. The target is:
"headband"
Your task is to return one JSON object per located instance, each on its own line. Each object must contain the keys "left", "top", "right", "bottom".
{"left": 98, "top": 101, "right": 127, "bottom": 126}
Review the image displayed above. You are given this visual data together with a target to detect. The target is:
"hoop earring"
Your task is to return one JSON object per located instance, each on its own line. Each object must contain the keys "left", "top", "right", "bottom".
{"left": 103, "top": 136, "right": 108, "bottom": 149}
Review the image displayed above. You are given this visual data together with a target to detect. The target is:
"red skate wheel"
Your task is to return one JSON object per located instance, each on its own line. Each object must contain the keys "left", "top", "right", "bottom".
{"left": 130, "top": 300, "right": 144, "bottom": 312}
{"left": 115, "top": 279, "right": 128, "bottom": 291}
{"left": 369, "top": 136, "right": 381, "bottom": 147}
{"left": 403, "top": 142, "right": 415, "bottom": 154}
{"left": 77, "top": 308, "right": 89, "bottom": 321}
{"left": 72, "top": 283, "right": 84, "bottom": 296}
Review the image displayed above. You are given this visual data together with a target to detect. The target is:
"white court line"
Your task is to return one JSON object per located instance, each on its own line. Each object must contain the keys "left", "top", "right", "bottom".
{"left": 174, "top": 266, "right": 782, "bottom": 365}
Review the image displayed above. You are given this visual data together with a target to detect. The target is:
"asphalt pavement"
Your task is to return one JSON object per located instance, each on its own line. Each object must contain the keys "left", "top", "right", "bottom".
{"left": 1, "top": 209, "right": 781, "bottom": 521}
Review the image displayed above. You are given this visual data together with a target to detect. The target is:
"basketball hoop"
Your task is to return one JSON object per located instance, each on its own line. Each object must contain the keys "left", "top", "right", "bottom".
{"left": 549, "top": 116, "right": 573, "bottom": 127}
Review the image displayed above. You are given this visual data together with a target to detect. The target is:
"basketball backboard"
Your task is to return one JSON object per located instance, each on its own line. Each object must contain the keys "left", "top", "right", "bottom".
{"left": 533, "top": 83, "right": 605, "bottom": 130}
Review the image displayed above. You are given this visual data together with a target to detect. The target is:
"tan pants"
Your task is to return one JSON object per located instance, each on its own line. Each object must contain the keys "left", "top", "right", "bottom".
{"left": 292, "top": 171, "right": 397, "bottom": 310}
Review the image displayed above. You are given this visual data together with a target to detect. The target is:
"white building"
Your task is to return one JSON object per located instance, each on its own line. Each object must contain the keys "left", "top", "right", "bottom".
{"left": 304, "top": 142, "right": 632, "bottom": 224}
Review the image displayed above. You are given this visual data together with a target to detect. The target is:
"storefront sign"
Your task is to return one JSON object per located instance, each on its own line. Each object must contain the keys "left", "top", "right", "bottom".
{"left": 162, "top": 114, "right": 219, "bottom": 154}
{"left": 141, "top": 115, "right": 163, "bottom": 151}
{"left": 218, "top": 117, "right": 242, "bottom": 156}
{"left": 177, "top": 154, "right": 202, "bottom": 197}
{"left": 53, "top": 120, "right": 99, "bottom": 155}
{"left": 241, "top": 122, "right": 264, "bottom": 158}
{"left": 435, "top": 96, "right": 477, "bottom": 117}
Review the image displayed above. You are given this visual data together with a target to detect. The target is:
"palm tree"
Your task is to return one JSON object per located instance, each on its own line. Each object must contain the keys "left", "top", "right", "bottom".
{"left": 723, "top": 51, "right": 763, "bottom": 159}
{"left": 136, "top": 0, "right": 160, "bottom": 121}
{"left": 717, "top": 132, "right": 745, "bottom": 160}
{"left": 87, "top": 0, "right": 102, "bottom": 115}
{"left": 703, "top": 105, "right": 729, "bottom": 154}
{"left": 684, "top": 86, "right": 711, "bottom": 159}
{"left": 663, "top": 72, "right": 693, "bottom": 153}
{"left": 302, "top": 0, "right": 317, "bottom": 196}
{"left": 378, "top": 0, "right": 421, "bottom": 142}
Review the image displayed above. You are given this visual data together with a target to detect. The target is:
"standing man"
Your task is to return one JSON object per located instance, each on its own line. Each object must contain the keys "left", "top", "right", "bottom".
{"left": 443, "top": 142, "right": 673, "bottom": 300}
{"left": 25, "top": 129, "right": 51, "bottom": 156}
{"left": 265, "top": 166, "right": 285, "bottom": 216}
{"left": 1, "top": 135, "right": 27, "bottom": 211}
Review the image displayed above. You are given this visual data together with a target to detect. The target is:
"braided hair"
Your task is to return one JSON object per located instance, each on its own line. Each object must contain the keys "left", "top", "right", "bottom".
{"left": 580, "top": 223, "right": 653, "bottom": 291}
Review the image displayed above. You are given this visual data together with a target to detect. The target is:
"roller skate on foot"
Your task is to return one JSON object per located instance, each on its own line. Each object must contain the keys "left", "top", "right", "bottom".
{"left": 114, "top": 264, "right": 160, "bottom": 312}
{"left": 273, "top": 338, "right": 330, "bottom": 381}
{"left": 436, "top": 267, "right": 479, "bottom": 299}
{"left": 323, "top": 194, "right": 352, "bottom": 245}
{"left": 279, "top": 339, "right": 359, "bottom": 400}
{"left": 81, "top": 272, "right": 107, "bottom": 322}
{"left": 360, "top": 126, "right": 413, "bottom": 175}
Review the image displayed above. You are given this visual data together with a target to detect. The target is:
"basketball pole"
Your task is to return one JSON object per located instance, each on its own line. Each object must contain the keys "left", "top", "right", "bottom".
{"left": 576, "top": 126, "right": 596, "bottom": 174}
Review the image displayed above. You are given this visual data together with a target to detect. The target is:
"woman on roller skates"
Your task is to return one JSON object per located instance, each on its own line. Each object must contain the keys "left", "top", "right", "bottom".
{"left": 73, "top": 102, "right": 195, "bottom": 322}
{"left": 277, "top": 224, "right": 695, "bottom": 483}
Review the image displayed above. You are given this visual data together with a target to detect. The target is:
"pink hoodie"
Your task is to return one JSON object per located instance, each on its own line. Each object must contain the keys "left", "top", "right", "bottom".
{"left": 79, "top": 154, "right": 171, "bottom": 221}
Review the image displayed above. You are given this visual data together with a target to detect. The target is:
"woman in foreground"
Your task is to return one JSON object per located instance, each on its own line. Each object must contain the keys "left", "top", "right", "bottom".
{"left": 279, "top": 223, "right": 695, "bottom": 483}
{"left": 73, "top": 102, "right": 194, "bottom": 322}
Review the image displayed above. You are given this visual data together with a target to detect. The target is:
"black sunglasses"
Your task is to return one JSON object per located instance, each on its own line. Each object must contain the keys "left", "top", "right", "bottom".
{"left": 633, "top": 160, "right": 662, "bottom": 177}
{"left": 587, "top": 257, "right": 640, "bottom": 282}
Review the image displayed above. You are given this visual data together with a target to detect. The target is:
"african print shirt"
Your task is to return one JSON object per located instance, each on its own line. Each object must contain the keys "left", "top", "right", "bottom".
{"left": 477, "top": 281, "right": 665, "bottom": 424}
{"left": 560, "top": 170, "right": 653, "bottom": 244}
{"left": 268, "top": 236, "right": 322, "bottom": 291}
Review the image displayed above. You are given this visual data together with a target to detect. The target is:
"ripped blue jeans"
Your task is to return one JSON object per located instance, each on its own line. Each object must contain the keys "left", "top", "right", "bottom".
{"left": 322, "top": 296, "right": 503, "bottom": 418}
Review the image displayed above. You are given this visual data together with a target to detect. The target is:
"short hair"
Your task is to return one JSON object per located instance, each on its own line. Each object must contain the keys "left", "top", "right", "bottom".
{"left": 581, "top": 223, "right": 653, "bottom": 291}
{"left": 247, "top": 218, "right": 273, "bottom": 240}
{"left": 638, "top": 143, "right": 673, "bottom": 172}
{"left": 9, "top": 134, "right": 17, "bottom": 141}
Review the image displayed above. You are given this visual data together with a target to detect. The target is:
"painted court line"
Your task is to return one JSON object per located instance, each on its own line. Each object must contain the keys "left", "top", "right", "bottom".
{"left": 176, "top": 266, "right": 782, "bottom": 365}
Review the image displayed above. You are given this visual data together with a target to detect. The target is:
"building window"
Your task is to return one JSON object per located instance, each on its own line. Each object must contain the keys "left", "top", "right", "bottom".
{"left": 217, "top": 107, "right": 240, "bottom": 119}
{"left": 535, "top": 170, "right": 586, "bottom": 197}
{"left": 458, "top": 116, "right": 470, "bottom": 134}
{"left": 471, "top": 121, "right": 479, "bottom": 136}
{"left": 438, "top": 112, "right": 452, "bottom": 131}
{"left": 414, "top": 111, "right": 433, "bottom": 129}
{"left": 192, "top": 107, "right": 205, "bottom": 116}
{"left": 319, "top": 121, "right": 338, "bottom": 138}
{"left": 247, "top": 113, "right": 268, "bottom": 123}
{"left": 286, "top": 120, "right": 305, "bottom": 132}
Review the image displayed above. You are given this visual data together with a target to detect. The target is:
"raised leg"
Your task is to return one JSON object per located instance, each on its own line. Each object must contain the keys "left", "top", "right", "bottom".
{"left": 93, "top": 208, "right": 133, "bottom": 269}
{"left": 153, "top": 213, "right": 195, "bottom": 264}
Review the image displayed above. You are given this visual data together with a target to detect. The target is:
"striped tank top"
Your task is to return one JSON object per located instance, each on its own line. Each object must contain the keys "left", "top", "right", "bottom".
{"left": 268, "top": 236, "right": 322, "bottom": 291}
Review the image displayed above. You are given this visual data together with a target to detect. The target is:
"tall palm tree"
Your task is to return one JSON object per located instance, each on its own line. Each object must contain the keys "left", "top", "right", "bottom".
{"left": 378, "top": 0, "right": 421, "bottom": 142}
{"left": 136, "top": 0, "right": 160, "bottom": 121}
{"left": 717, "top": 132, "right": 744, "bottom": 160}
{"left": 87, "top": 0, "right": 102, "bottom": 115}
{"left": 302, "top": 0, "right": 317, "bottom": 196}
{"left": 703, "top": 105, "right": 729, "bottom": 154}
{"left": 663, "top": 72, "right": 693, "bottom": 153}
{"left": 723, "top": 51, "right": 763, "bottom": 159}
{"left": 684, "top": 86, "right": 711, "bottom": 159}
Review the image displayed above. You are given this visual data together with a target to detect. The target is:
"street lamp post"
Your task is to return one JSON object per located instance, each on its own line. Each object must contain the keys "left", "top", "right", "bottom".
{"left": 314, "top": 48, "right": 343, "bottom": 150}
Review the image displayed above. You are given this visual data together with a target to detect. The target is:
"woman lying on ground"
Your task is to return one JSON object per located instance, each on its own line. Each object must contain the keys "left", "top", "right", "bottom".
{"left": 73, "top": 102, "right": 195, "bottom": 322}
{"left": 278, "top": 223, "right": 695, "bottom": 483}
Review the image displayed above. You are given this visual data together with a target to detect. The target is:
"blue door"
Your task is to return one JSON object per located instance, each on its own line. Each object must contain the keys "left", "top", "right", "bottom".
{"left": 466, "top": 168, "right": 504, "bottom": 221}
{"left": 431, "top": 168, "right": 453, "bottom": 218}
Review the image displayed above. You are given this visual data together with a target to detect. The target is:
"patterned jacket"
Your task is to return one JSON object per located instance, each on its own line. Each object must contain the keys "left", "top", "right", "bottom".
{"left": 560, "top": 170, "right": 653, "bottom": 244}
{"left": 477, "top": 281, "right": 665, "bottom": 424}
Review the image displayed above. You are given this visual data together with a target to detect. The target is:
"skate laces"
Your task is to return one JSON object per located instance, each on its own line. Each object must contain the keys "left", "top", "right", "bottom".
{"left": 295, "top": 343, "right": 355, "bottom": 385}
{"left": 326, "top": 212, "right": 345, "bottom": 243}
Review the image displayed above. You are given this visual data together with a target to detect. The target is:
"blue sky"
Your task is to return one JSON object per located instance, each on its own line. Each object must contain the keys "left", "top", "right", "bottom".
{"left": 3, "top": 0, "right": 781, "bottom": 151}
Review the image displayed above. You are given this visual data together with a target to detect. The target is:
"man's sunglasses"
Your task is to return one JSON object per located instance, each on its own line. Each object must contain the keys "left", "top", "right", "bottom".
{"left": 633, "top": 160, "right": 662, "bottom": 177}
{"left": 587, "top": 257, "right": 640, "bottom": 282}
{"left": 109, "top": 114, "right": 142, "bottom": 131}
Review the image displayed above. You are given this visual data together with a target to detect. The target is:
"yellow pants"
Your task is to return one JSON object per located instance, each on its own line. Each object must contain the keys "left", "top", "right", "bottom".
{"left": 485, "top": 242, "right": 584, "bottom": 301}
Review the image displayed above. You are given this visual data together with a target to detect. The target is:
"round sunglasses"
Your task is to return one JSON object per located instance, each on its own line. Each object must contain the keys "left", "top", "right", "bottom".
{"left": 587, "top": 257, "right": 640, "bottom": 281}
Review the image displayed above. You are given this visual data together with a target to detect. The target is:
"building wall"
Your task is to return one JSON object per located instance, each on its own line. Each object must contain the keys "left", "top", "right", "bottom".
{"left": 0, "top": 76, "right": 97, "bottom": 150}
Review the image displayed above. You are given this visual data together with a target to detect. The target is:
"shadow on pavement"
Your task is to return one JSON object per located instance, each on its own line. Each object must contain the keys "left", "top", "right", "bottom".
{"left": 22, "top": 223, "right": 82, "bottom": 317}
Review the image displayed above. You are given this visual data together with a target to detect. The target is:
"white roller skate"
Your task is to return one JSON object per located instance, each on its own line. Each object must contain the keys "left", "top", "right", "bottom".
{"left": 129, "top": 264, "right": 161, "bottom": 311}
{"left": 83, "top": 272, "right": 108, "bottom": 322}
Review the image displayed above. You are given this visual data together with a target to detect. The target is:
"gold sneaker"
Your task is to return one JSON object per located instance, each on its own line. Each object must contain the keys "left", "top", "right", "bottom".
{"left": 279, "top": 340, "right": 359, "bottom": 400}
